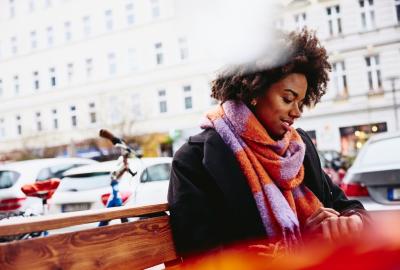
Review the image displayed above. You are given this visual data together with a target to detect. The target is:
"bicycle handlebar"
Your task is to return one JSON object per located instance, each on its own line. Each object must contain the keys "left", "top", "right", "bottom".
{"left": 99, "top": 129, "right": 142, "bottom": 158}
{"left": 99, "top": 129, "right": 123, "bottom": 146}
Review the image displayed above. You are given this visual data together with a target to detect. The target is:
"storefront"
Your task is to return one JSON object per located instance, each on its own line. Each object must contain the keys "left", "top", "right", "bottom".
{"left": 339, "top": 122, "right": 387, "bottom": 156}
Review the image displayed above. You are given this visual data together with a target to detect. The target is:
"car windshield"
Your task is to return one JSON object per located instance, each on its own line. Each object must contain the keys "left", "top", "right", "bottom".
{"left": 0, "top": 170, "right": 20, "bottom": 189}
{"left": 141, "top": 163, "right": 171, "bottom": 182}
{"left": 359, "top": 137, "right": 400, "bottom": 167}
{"left": 58, "top": 172, "right": 111, "bottom": 191}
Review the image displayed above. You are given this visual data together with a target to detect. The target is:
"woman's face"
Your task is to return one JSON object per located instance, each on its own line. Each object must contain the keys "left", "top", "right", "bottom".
{"left": 254, "top": 73, "right": 307, "bottom": 140}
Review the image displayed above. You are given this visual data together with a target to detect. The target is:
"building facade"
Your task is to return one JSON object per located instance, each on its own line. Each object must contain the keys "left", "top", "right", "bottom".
{"left": 0, "top": 0, "right": 399, "bottom": 160}
{"left": 281, "top": 0, "right": 400, "bottom": 156}
{"left": 0, "top": 0, "right": 219, "bottom": 159}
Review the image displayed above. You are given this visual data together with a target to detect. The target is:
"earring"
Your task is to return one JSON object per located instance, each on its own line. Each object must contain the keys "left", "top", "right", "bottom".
{"left": 250, "top": 99, "right": 257, "bottom": 106}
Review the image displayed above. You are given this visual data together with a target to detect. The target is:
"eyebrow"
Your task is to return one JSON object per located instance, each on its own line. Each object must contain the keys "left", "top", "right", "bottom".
{"left": 284, "top": 89, "right": 305, "bottom": 101}
{"left": 284, "top": 89, "right": 298, "bottom": 97}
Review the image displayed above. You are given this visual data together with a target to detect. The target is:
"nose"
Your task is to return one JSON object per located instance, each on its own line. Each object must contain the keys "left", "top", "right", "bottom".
{"left": 289, "top": 103, "right": 302, "bottom": 119}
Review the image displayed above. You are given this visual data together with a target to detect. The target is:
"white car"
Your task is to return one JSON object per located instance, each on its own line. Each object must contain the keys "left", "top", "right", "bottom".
{"left": 48, "top": 157, "right": 172, "bottom": 214}
{"left": 341, "top": 131, "right": 400, "bottom": 211}
{"left": 0, "top": 158, "right": 97, "bottom": 216}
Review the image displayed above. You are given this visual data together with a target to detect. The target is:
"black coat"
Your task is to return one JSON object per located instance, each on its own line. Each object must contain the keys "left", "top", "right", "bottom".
{"left": 168, "top": 128, "right": 366, "bottom": 257}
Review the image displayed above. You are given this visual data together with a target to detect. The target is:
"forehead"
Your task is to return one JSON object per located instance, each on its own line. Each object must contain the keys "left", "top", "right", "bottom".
{"left": 273, "top": 73, "right": 307, "bottom": 97}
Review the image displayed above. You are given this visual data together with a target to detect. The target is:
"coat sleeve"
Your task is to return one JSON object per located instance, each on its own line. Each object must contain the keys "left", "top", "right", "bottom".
{"left": 167, "top": 142, "right": 225, "bottom": 258}
{"left": 296, "top": 128, "right": 370, "bottom": 223}
{"left": 322, "top": 170, "right": 371, "bottom": 224}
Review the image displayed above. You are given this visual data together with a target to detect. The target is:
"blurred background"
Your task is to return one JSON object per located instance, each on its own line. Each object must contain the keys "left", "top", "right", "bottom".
{"left": 0, "top": 0, "right": 398, "bottom": 163}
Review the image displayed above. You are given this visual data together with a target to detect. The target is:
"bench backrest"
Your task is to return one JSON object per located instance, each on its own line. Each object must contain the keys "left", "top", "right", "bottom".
{"left": 0, "top": 204, "right": 181, "bottom": 269}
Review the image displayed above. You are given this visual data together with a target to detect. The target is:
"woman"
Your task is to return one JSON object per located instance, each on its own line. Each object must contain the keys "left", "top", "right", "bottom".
{"left": 168, "top": 29, "right": 367, "bottom": 259}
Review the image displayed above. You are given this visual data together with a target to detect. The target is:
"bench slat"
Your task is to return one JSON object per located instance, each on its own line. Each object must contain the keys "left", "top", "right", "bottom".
{"left": 0, "top": 215, "right": 178, "bottom": 270}
{"left": 0, "top": 203, "right": 168, "bottom": 236}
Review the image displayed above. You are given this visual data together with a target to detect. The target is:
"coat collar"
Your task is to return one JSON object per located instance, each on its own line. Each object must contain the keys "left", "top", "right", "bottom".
{"left": 190, "top": 128, "right": 325, "bottom": 206}
{"left": 190, "top": 129, "right": 262, "bottom": 213}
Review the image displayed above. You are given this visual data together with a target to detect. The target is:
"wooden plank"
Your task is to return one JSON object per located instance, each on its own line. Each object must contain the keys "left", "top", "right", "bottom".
{"left": 0, "top": 203, "right": 168, "bottom": 236}
{"left": 0, "top": 215, "right": 178, "bottom": 270}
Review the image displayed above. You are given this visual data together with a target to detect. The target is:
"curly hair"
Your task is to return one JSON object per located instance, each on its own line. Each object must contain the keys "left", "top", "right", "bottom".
{"left": 210, "top": 29, "right": 331, "bottom": 107}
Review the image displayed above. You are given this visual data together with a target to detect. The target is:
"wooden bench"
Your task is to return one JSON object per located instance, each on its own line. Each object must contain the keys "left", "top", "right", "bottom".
{"left": 0, "top": 204, "right": 181, "bottom": 270}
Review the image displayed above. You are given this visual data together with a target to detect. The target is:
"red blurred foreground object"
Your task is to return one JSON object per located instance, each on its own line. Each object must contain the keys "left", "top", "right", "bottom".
{"left": 101, "top": 191, "right": 132, "bottom": 206}
{"left": 21, "top": 178, "right": 61, "bottom": 200}
{"left": 179, "top": 211, "right": 400, "bottom": 270}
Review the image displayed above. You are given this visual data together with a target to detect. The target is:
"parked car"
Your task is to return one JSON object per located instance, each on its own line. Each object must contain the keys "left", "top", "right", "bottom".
{"left": 341, "top": 132, "right": 400, "bottom": 211}
{"left": 0, "top": 158, "right": 97, "bottom": 216}
{"left": 48, "top": 157, "right": 172, "bottom": 214}
{"left": 318, "top": 151, "right": 343, "bottom": 185}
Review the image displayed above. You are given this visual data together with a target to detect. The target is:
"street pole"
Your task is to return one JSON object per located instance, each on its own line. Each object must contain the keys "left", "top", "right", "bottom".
{"left": 386, "top": 76, "right": 400, "bottom": 131}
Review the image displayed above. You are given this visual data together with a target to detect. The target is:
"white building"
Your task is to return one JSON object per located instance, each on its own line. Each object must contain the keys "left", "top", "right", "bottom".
{"left": 0, "top": 0, "right": 220, "bottom": 158}
{"left": 0, "top": 0, "right": 399, "bottom": 159}
{"left": 281, "top": 0, "right": 400, "bottom": 156}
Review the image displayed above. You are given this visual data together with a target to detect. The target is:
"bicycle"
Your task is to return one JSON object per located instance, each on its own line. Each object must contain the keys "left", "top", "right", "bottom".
{"left": 98, "top": 129, "right": 140, "bottom": 226}
{"left": 0, "top": 178, "right": 60, "bottom": 242}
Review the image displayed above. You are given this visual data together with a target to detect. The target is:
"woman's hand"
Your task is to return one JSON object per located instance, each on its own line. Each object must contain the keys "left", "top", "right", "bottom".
{"left": 304, "top": 207, "right": 363, "bottom": 241}
{"left": 304, "top": 207, "right": 340, "bottom": 233}
{"left": 321, "top": 214, "right": 363, "bottom": 241}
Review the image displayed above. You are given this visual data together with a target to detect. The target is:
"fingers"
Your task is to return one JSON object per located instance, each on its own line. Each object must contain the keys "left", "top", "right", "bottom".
{"left": 338, "top": 216, "right": 350, "bottom": 236}
{"left": 308, "top": 207, "right": 339, "bottom": 220}
{"left": 321, "top": 218, "right": 332, "bottom": 241}
{"left": 305, "top": 208, "right": 339, "bottom": 232}
{"left": 347, "top": 215, "right": 363, "bottom": 235}
{"left": 320, "top": 215, "right": 363, "bottom": 241}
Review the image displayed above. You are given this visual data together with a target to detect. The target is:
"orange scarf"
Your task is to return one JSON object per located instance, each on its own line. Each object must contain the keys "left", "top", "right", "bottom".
{"left": 202, "top": 100, "right": 322, "bottom": 246}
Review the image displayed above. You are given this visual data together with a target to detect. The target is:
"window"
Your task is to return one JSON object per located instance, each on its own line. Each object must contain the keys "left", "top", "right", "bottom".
{"left": 183, "top": 85, "right": 193, "bottom": 109}
{"left": 154, "top": 42, "right": 163, "bottom": 65}
{"left": 16, "top": 115, "right": 22, "bottom": 135}
{"left": 30, "top": 31, "right": 37, "bottom": 49}
{"left": 109, "top": 96, "right": 122, "bottom": 124}
{"left": 0, "top": 170, "right": 20, "bottom": 189}
{"left": 49, "top": 67, "right": 56, "bottom": 87}
{"left": 332, "top": 61, "right": 348, "bottom": 98}
{"left": 365, "top": 55, "right": 382, "bottom": 92}
{"left": 274, "top": 18, "right": 284, "bottom": 29}
{"left": 294, "top": 12, "right": 307, "bottom": 29}
{"left": 127, "top": 48, "right": 137, "bottom": 70}
{"left": 108, "top": 53, "right": 117, "bottom": 75}
{"left": 0, "top": 118, "right": 5, "bottom": 138}
{"left": 396, "top": 0, "right": 400, "bottom": 23}
{"left": 359, "top": 0, "right": 375, "bottom": 30}
{"left": 9, "top": 0, "right": 15, "bottom": 18}
{"left": 0, "top": 79, "right": 3, "bottom": 96}
{"left": 131, "top": 93, "right": 142, "bottom": 118}
{"left": 326, "top": 5, "right": 342, "bottom": 36}
{"left": 33, "top": 71, "right": 39, "bottom": 90}
{"left": 140, "top": 163, "right": 171, "bottom": 182}
{"left": 178, "top": 37, "right": 189, "bottom": 60}
{"left": 29, "top": 0, "right": 35, "bottom": 12}
{"left": 70, "top": 105, "right": 77, "bottom": 127}
{"left": 64, "top": 21, "right": 72, "bottom": 41}
{"left": 11, "top": 36, "right": 17, "bottom": 55}
{"left": 83, "top": 16, "right": 91, "bottom": 37}
{"left": 105, "top": 10, "right": 113, "bottom": 31}
{"left": 13, "top": 75, "right": 19, "bottom": 95}
{"left": 52, "top": 109, "right": 58, "bottom": 130}
{"left": 150, "top": 0, "right": 160, "bottom": 19}
{"left": 46, "top": 26, "right": 54, "bottom": 46}
{"left": 35, "top": 112, "right": 42, "bottom": 132}
{"left": 126, "top": 2, "right": 135, "bottom": 25}
{"left": 67, "top": 62, "right": 74, "bottom": 82}
{"left": 89, "top": 102, "right": 97, "bottom": 124}
{"left": 158, "top": 89, "right": 167, "bottom": 113}
{"left": 85, "top": 58, "right": 93, "bottom": 78}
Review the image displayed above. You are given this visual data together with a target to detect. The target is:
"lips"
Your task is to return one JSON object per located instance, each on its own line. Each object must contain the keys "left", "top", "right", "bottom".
{"left": 282, "top": 119, "right": 294, "bottom": 126}
{"left": 281, "top": 119, "right": 294, "bottom": 131}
